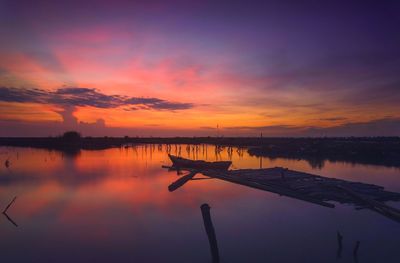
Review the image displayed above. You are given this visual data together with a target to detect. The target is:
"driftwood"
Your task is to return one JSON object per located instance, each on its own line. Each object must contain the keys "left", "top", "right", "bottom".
{"left": 168, "top": 171, "right": 198, "bottom": 192}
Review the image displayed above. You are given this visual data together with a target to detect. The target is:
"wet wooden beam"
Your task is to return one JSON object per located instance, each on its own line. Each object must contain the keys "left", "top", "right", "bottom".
{"left": 201, "top": 204, "right": 220, "bottom": 263}
{"left": 168, "top": 171, "right": 198, "bottom": 192}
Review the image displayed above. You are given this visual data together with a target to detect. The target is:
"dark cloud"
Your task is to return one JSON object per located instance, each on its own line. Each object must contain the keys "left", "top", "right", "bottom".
{"left": 224, "top": 125, "right": 297, "bottom": 131}
{"left": 223, "top": 124, "right": 304, "bottom": 136}
{"left": 149, "top": 101, "right": 193, "bottom": 110}
{"left": 124, "top": 97, "right": 193, "bottom": 110}
{"left": 1, "top": 116, "right": 399, "bottom": 137}
{"left": 319, "top": 117, "right": 347, "bottom": 121}
{"left": 0, "top": 119, "right": 214, "bottom": 137}
{"left": 125, "top": 97, "right": 163, "bottom": 104}
{"left": 0, "top": 86, "right": 194, "bottom": 111}
{"left": 55, "top": 88, "right": 95, "bottom": 94}
{"left": 224, "top": 118, "right": 400, "bottom": 137}
{"left": 307, "top": 118, "right": 400, "bottom": 137}
{"left": 0, "top": 87, "right": 47, "bottom": 103}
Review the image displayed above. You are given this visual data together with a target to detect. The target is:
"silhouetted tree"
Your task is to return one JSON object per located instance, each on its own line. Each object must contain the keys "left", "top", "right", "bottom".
{"left": 62, "top": 131, "right": 81, "bottom": 141}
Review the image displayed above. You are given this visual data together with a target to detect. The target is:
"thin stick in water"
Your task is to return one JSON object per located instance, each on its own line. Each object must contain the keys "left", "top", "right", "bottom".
{"left": 3, "top": 196, "right": 17, "bottom": 214}
{"left": 3, "top": 212, "right": 18, "bottom": 227}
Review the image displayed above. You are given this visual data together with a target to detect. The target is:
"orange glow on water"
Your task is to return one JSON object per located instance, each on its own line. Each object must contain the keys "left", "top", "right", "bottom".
{"left": 1, "top": 145, "right": 400, "bottom": 262}
{"left": 2, "top": 145, "right": 400, "bottom": 222}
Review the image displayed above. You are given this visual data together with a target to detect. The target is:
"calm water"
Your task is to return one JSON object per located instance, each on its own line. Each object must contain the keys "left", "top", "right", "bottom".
{"left": 1, "top": 145, "right": 399, "bottom": 263}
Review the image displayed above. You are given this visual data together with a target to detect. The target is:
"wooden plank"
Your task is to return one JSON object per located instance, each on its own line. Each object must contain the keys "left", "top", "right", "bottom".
{"left": 203, "top": 170, "right": 335, "bottom": 208}
{"left": 168, "top": 170, "right": 198, "bottom": 192}
{"left": 162, "top": 165, "right": 400, "bottom": 212}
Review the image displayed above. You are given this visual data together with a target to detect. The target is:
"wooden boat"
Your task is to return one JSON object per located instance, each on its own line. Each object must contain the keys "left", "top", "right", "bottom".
{"left": 168, "top": 154, "right": 231, "bottom": 170}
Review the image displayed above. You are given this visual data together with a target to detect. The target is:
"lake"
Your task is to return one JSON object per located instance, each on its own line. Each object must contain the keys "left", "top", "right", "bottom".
{"left": 1, "top": 145, "right": 399, "bottom": 263}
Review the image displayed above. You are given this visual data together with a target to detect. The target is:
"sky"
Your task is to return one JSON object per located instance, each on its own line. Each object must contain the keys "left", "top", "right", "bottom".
{"left": 0, "top": 0, "right": 400, "bottom": 137}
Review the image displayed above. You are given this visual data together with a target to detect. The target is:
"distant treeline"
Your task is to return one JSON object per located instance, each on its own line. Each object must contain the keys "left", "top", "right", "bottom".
{"left": 247, "top": 137, "right": 400, "bottom": 168}
{"left": 1, "top": 134, "right": 400, "bottom": 167}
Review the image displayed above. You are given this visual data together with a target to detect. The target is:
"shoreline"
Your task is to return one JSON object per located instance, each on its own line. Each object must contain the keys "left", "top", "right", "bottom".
{"left": 1, "top": 136, "right": 400, "bottom": 168}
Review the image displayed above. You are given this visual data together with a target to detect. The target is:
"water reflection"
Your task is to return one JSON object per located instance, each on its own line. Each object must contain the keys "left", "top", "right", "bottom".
{"left": 0, "top": 145, "right": 400, "bottom": 262}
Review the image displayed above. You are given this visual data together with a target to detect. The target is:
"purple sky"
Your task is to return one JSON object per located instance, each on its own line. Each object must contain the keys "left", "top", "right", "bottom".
{"left": 1, "top": 0, "right": 400, "bottom": 136}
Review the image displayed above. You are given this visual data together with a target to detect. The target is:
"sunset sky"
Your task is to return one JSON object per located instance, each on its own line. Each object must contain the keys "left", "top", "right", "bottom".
{"left": 1, "top": 0, "right": 399, "bottom": 136}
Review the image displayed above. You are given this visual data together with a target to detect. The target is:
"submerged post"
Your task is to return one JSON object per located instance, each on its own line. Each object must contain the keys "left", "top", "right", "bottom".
{"left": 4, "top": 159, "right": 10, "bottom": 168}
{"left": 353, "top": 240, "right": 360, "bottom": 263}
{"left": 336, "top": 231, "right": 343, "bottom": 259}
{"left": 353, "top": 240, "right": 360, "bottom": 255}
{"left": 201, "top": 203, "right": 220, "bottom": 263}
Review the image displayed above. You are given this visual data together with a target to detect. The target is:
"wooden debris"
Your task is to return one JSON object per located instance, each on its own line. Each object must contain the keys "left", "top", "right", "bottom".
{"left": 337, "top": 185, "right": 400, "bottom": 222}
{"left": 168, "top": 171, "right": 198, "bottom": 192}
{"left": 3, "top": 196, "right": 17, "bottom": 214}
{"left": 203, "top": 168, "right": 335, "bottom": 208}
{"left": 163, "top": 164, "right": 400, "bottom": 222}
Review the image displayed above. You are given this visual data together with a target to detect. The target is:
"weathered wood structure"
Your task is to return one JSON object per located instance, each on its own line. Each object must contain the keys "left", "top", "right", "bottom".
{"left": 163, "top": 158, "right": 400, "bottom": 223}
